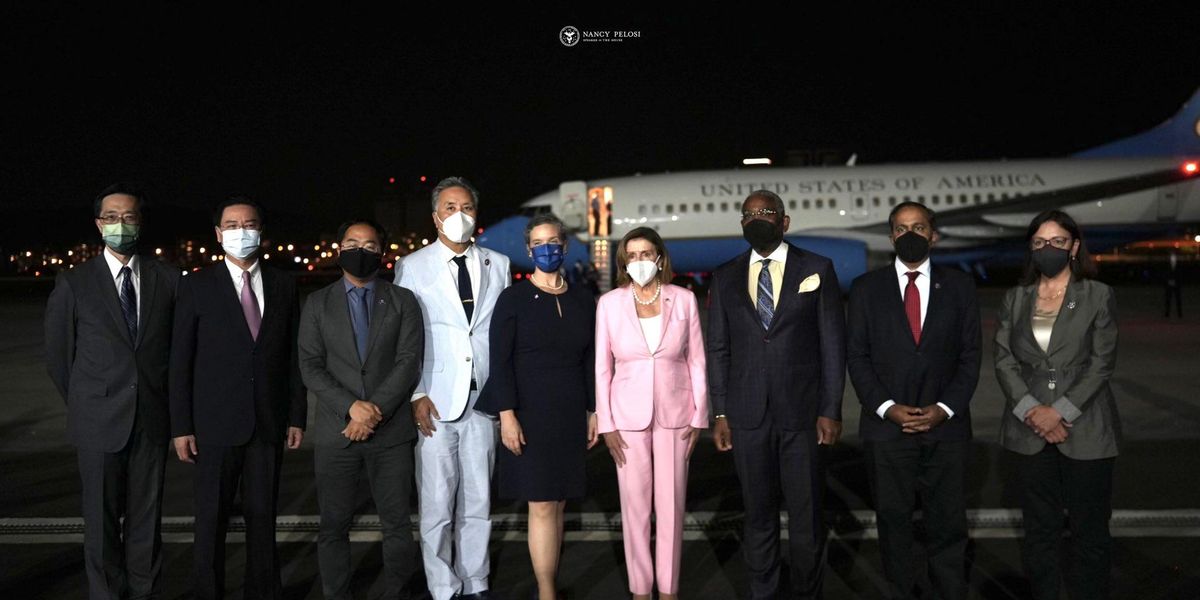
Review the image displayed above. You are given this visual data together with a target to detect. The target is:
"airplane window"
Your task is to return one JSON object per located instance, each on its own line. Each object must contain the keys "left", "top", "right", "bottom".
{"left": 987, "top": 193, "right": 995, "bottom": 202}
{"left": 789, "top": 200, "right": 797, "bottom": 210}
{"left": 830, "top": 199, "right": 837, "bottom": 208}
{"left": 666, "top": 204, "right": 674, "bottom": 213}
{"left": 872, "top": 197, "right": 880, "bottom": 207}
{"left": 802, "top": 200, "right": 811, "bottom": 210}
{"left": 855, "top": 198, "right": 864, "bottom": 208}
{"left": 638, "top": 205, "right": 647, "bottom": 215}
{"left": 693, "top": 203, "right": 701, "bottom": 212}
{"left": 652, "top": 205, "right": 661, "bottom": 215}
{"left": 720, "top": 202, "right": 729, "bottom": 212}
{"left": 974, "top": 194, "right": 982, "bottom": 204}
{"left": 930, "top": 196, "right": 938, "bottom": 205}
{"left": 707, "top": 203, "right": 715, "bottom": 212}
{"left": 680, "top": 204, "right": 688, "bottom": 213}
{"left": 816, "top": 199, "right": 824, "bottom": 209}
{"left": 904, "top": 196, "right": 912, "bottom": 203}
{"left": 1000, "top": 193, "right": 1008, "bottom": 199}
{"left": 888, "top": 197, "right": 896, "bottom": 206}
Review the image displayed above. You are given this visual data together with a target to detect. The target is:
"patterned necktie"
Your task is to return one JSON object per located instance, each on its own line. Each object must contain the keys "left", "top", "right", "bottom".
{"left": 904, "top": 271, "right": 922, "bottom": 344}
{"left": 756, "top": 258, "right": 774, "bottom": 330}
{"left": 118, "top": 266, "right": 137, "bottom": 342}
{"left": 240, "top": 270, "right": 262, "bottom": 341}
{"left": 349, "top": 286, "right": 370, "bottom": 363}
{"left": 452, "top": 255, "right": 474, "bottom": 323}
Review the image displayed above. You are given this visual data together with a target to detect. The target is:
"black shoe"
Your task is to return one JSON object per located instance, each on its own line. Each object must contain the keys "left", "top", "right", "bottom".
{"left": 455, "top": 592, "right": 502, "bottom": 600}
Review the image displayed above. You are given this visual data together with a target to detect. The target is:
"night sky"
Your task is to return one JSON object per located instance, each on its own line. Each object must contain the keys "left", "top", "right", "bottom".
{"left": 4, "top": 6, "right": 1199, "bottom": 248}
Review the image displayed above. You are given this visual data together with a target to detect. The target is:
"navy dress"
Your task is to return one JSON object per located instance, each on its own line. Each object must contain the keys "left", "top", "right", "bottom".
{"left": 477, "top": 280, "right": 595, "bottom": 501}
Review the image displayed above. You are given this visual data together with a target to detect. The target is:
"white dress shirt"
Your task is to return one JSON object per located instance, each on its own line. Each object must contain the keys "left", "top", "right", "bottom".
{"left": 224, "top": 258, "right": 265, "bottom": 317}
{"left": 747, "top": 243, "right": 789, "bottom": 309}
{"left": 640, "top": 314, "right": 662, "bottom": 353}
{"left": 876, "top": 257, "right": 954, "bottom": 420}
{"left": 440, "top": 241, "right": 481, "bottom": 304}
{"left": 103, "top": 248, "right": 140, "bottom": 321}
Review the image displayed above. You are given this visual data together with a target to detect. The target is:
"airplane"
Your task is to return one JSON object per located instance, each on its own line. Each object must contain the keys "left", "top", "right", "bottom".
{"left": 478, "top": 87, "right": 1200, "bottom": 289}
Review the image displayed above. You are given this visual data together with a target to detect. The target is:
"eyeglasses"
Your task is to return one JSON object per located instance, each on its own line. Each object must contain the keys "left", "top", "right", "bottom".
{"left": 741, "top": 208, "right": 779, "bottom": 220}
{"left": 219, "top": 222, "right": 262, "bottom": 231}
{"left": 98, "top": 214, "right": 140, "bottom": 225}
{"left": 1031, "top": 237, "right": 1071, "bottom": 250}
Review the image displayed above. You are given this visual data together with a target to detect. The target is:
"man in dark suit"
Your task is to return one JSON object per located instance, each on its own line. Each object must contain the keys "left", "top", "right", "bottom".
{"left": 298, "top": 219, "right": 424, "bottom": 600}
{"left": 847, "top": 202, "right": 981, "bottom": 600}
{"left": 45, "top": 183, "right": 179, "bottom": 600}
{"left": 707, "top": 189, "right": 846, "bottom": 599}
{"left": 169, "top": 196, "right": 307, "bottom": 600}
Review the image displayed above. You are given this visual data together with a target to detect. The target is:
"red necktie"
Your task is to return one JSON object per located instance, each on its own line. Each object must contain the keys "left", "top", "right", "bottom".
{"left": 904, "top": 271, "right": 921, "bottom": 344}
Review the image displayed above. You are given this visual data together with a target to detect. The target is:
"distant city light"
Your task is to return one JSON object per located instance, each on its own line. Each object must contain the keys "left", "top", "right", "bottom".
{"left": 155, "top": 248, "right": 163, "bottom": 255}
{"left": 277, "top": 245, "right": 284, "bottom": 251}
{"left": 302, "top": 258, "right": 310, "bottom": 264}
{"left": 287, "top": 244, "right": 295, "bottom": 251}
{"left": 1195, "top": 235, "right": 1200, "bottom": 243}
{"left": 67, "top": 250, "right": 73, "bottom": 256}
{"left": 390, "top": 243, "right": 399, "bottom": 250}
{"left": 742, "top": 158, "right": 772, "bottom": 166}
{"left": 313, "top": 245, "right": 320, "bottom": 251}
{"left": 388, "top": 177, "right": 396, "bottom": 184}
{"left": 210, "top": 255, "right": 218, "bottom": 262}
{"left": 420, "top": 176, "right": 427, "bottom": 182}
{"left": 421, "top": 238, "right": 429, "bottom": 246}
{"left": 25, "top": 251, "right": 32, "bottom": 257}
{"left": 307, "top": 265, "right": 314, "bottom": 271}
{"left": 293, "top": 257, "right": 302, "bottom": 264}
{"left": 199, "top": 247, "right": 206, "bottom": 254}
{"left": 263, "top": 253, "right": 271, "bottom": 260}
{"left": 331, "top": 243, "right": 338, "bottom": 249}
{"left": 1184, "top": 161, "right": 1198, "bottom": 175}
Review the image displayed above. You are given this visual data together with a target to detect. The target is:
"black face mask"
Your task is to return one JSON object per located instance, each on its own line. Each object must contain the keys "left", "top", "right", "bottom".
{"left": 1032, "top": 246, "right": 1071, "bottom": 277}
{"left": 893, "top": 231, "right": 931, "bottom": 264}
{"left": 742, "top": 219, "right": 782, "bottom": 251}
{"left": 338, "top": 248, "right": 381, "bottom": 279}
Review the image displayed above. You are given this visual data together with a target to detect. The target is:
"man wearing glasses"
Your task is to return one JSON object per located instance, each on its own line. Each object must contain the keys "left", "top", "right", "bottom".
{"left": 169, "top": 196, "right": 307, "bottom": 599}
{"left": 46, "top": 183, "right": 181, "bottom": 600}
{"left": 706, "top": 190, "right": 846, "bottom": 599}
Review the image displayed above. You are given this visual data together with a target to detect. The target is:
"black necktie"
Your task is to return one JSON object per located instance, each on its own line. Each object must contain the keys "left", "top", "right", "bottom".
{"left": 119, "top": 265, "right": 137, "bottom": 342}
{"left": 452, "top": 255, "right": 474, "bottom": 323}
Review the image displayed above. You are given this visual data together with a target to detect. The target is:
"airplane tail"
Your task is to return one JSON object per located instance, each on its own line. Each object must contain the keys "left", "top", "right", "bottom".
{"left": 1075, "top": 86, "right": 1200, "bottom": 158}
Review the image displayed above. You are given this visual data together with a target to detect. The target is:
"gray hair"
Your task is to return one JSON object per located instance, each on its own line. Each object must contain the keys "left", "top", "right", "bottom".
{"left": 431, "top": 176, "right": 481, "bottom": 211}
{"left": 524, "top": 213, "right": 568, "bottom": 246}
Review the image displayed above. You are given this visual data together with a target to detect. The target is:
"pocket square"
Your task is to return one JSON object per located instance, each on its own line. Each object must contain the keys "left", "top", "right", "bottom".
{"left": 798, "top": 273, "right": 821, "bottom": 293}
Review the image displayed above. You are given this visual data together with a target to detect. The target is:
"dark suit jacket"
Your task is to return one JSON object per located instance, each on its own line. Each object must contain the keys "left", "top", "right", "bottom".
{"left": 706, "top": 243, "right": 846, "bottom": 431}
{"left": 847, "top": 264, "right": 981, "bottom": 442}
{"left": 995, "top": 279, "right": 1120, "bottom": 460}
{"left": 169, "top": 262, "right": 306, "bottom": 446}
{"left": 45, "top": 255, "right": 180, "bottom": 452}
{"left": 298, "top": 279, "right": 424, "bottom": 449}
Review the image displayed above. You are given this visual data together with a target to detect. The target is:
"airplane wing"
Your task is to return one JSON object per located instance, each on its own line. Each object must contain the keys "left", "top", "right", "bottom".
{"left": 852, "top": 164, "right": 1197, "bottom": 235}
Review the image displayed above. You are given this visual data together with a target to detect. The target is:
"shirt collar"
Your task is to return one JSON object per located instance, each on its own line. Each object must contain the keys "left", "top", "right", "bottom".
{"left": 102, "top": 247, "right": 138, "bottom": 279}
{"left": 224, "top": 257, "right": 260, "bottom": 280}
{"left": 894, "top": 256, "right": 931, "bottom": 280}
{"left": 343, "top": 277, "right": 378, "bottom": 294}
{"left": 750, "top": 243, "right": 789, "bottom": 267}
{"left": 436, "top": 240, "right": 476, "bottom": 263}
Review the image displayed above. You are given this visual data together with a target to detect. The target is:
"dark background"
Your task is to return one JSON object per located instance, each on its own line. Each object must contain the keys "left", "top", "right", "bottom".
{"left": 3, "top": 5, "right": 1199, "bottom": 248}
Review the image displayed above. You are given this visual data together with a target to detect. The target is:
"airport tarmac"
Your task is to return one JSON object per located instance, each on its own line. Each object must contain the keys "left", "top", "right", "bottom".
{"left": 2, "top": 280, "right": 1199, "bottom": 599}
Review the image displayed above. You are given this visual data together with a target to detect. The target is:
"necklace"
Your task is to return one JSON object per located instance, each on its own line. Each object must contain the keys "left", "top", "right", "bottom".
{"left": 633, "top": 281, "right": 662, "bottom": 306}
{"left": 1037, "top": 284, "right": 1066, "bottom": 301}
{"left": 532, "top": 274, "right": 564, "bottom": 291}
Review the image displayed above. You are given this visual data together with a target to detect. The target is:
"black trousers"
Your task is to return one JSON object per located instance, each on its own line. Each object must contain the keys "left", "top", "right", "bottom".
{"left": 315, "top": 440, "right": 417, "bottom": 600}
{"left": 77, "top": 425, "right": 167, "bottom": 600}
{"left": 1018, "top": 445, "right": 1115, "bottom": 600}
{"left": 865, "top": 437, "right": 968, "bottom": 600}
{"left": 192, "top": 437, "right": 283, "bottom": 600}
{"left": 731, "top": 424, "right": 826, "bottom": 600}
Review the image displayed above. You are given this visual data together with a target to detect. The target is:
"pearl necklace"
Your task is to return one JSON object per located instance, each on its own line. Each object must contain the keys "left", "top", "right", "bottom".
{"left": 633, "top": 281, "right": 662, "bottom": 306}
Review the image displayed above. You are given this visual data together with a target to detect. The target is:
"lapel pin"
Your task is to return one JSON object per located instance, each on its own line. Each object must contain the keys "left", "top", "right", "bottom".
{"left": 484, "top": 258, "right": 491, "bottom": 266}
{"left": 934, "top": 283, "right": 942, "bottom": 289}
{"left": 534, "top": 293, "right": 539, "bottom": 299}
{"left": 1067, "top": 301, "right": 1076, "bottom": 309}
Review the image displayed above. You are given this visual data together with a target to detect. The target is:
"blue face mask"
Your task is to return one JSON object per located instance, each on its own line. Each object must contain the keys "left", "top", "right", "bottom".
{"left": 531, "top": 243, "right": 564, "bottom": 273}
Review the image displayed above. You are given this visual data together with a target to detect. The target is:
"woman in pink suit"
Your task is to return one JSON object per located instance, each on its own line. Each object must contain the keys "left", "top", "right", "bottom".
{"left": 596, "top": 227, "right": 709, "bottom": 600}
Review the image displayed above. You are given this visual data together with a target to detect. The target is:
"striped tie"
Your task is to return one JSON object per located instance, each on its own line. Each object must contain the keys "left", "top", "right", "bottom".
{"left": 118, "top": 266, "right": 137, "bottom": 342}
{"left": 757, "top": 258, "right": 774, "bottom": 330}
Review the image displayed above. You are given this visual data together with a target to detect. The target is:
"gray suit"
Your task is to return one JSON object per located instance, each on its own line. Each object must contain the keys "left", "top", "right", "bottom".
{"left": 298, "top": 277, "right": 424, "bottom": 600}
{"left": 995, "top": 278, "right": 1120, "bottom": 460}
{"left": 45, "top": 254, "right": 179, "bottom": 600}
{"left": 994, "top": 277, "right": 1120, "bottom": 600}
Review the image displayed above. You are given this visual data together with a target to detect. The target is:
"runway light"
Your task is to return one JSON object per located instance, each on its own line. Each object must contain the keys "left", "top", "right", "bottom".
{"left": 742, "top": 157, "right": 772, "bottom": 166}
{"left": 1185, "top": 162, "right": 1199, "bottom": 175}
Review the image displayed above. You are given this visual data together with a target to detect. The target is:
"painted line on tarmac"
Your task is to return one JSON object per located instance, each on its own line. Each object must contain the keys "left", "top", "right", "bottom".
{"left": 3, "top": 509, "right": 1200, "bottom": 543}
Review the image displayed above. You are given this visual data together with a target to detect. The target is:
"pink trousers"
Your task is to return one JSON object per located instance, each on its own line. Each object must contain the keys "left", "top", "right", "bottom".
{"left": 615, "top": 420, "right": 691, "bottom": 595}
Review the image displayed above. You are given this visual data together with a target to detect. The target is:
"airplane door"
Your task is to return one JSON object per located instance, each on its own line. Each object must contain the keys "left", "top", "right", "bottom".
{"left": 556, "top": 181, "right": 588, "bottom": 231}
{"left": 1158, "top": 186, "right": 1180, "bottom": 221}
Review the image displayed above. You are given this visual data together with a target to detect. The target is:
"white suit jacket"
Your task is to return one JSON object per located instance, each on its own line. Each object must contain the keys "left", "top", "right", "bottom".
{"left": 396, "top": 241, "right": 510, "bottom": 421}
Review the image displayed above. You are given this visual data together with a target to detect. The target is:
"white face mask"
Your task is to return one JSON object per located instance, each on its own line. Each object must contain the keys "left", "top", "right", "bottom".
{"left": 436, "top": 211, "right": 476, "bottom": 244}
{"left": 221, "top": 228, "right": 261, "bottom": 260}
{"left": 626, "top": 260, "right": 659, "bottom": 286}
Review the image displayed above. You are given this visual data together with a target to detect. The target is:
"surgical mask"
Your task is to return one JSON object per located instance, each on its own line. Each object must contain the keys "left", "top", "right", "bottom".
{"left": 338, "top": 248, "right": 381, "bottom": 279}
{"left": 436, "top": 211, "right": 475, "bottom": 244}
{"left": 531, "top": 243, "right": 564, "bottom": 273}
{"left": 1032, "top": 246, "right": 1071, "bottom": 277}
{"left": 220, "top": 228, "right": 261, "bottom": 260}
{"left": 101, "top": 223, "right": 139, "bottom": 255}
{"left": 626, "top": 260, "right": 659, "bottom": 286}
{"left": 742, "top": 219, "right": 782, "bottom": 251}
{"left": 893, "top": 231, "right": 931, "bottom": 264}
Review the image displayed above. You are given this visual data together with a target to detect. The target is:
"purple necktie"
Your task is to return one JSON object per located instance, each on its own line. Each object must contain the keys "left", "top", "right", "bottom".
{"left": 241, "top": 270, "right": 261, "bottom": 340}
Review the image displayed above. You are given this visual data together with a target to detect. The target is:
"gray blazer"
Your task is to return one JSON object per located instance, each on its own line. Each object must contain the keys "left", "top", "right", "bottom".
{"left": 298, "top": 278, "right": 424, "bottom": 448}
{"left": 44, "top": 256, "right": 179, "bottom": 452}
{"left": 995, "top": 278, "right": 1120, "bottom": 460}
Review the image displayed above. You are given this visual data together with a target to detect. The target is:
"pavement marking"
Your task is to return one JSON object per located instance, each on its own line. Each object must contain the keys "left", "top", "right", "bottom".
{"left": 3, "top": 509, "right": 1200, "bottom": 543}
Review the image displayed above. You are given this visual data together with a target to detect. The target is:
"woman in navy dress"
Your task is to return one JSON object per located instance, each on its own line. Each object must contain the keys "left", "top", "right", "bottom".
{"left": 477, "top": 213, "right": 598, "bottom": 600}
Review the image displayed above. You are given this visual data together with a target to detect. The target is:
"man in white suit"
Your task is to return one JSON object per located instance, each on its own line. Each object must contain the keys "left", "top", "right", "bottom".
{"left": 396, "top": 177, "right": 510, "bottom": 600}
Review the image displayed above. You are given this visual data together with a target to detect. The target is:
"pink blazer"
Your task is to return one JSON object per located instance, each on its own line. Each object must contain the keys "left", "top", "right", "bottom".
{"left": 595, "top": 283, "right": 709, "bottom": 433}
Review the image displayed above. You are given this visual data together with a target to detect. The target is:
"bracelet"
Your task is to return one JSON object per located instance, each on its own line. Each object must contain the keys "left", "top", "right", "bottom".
{"left": 714, "top": 414, "right": 727, "bottom": 420}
